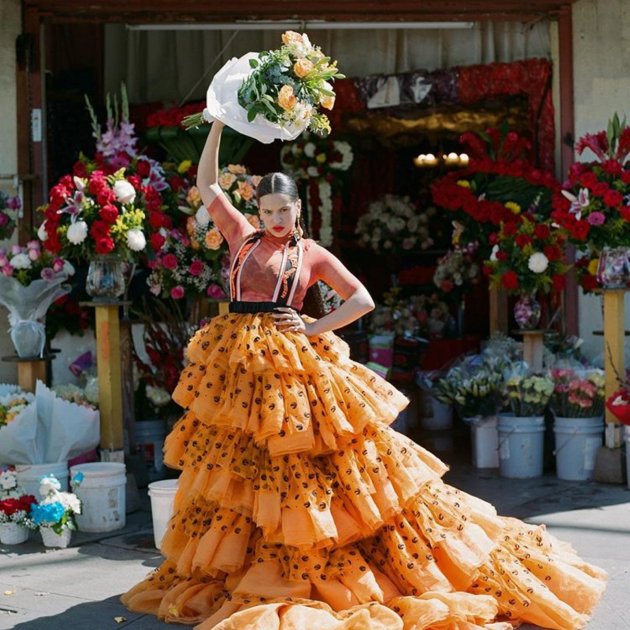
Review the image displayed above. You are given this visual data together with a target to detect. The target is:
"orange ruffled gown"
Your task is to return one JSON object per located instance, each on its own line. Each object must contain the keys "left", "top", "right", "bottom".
{"left": 121, "top": 312, "right": 607, "bottom": 630}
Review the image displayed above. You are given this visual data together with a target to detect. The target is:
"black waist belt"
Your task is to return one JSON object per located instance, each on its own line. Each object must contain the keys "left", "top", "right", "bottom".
{"left": 229, "top": 301, "right": 299, "bottom": 314}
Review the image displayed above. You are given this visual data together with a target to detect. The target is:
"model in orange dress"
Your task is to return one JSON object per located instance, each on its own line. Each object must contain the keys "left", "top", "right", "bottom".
{"left": 121, "top": 121, "right": 606, "bottom": 630}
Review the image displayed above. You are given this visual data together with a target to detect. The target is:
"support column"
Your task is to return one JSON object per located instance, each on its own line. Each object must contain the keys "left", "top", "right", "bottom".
{"left": 602, "top": 289, "right": 625, "bottom": 448}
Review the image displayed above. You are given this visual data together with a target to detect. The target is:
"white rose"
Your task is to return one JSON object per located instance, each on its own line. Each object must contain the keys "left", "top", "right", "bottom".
{"left": 0, "top": 471, "right": 17, "bottom": 490}
{"left": 10, "top": 253, "right": 32, "bottom": 269}
{"left": 126, "top": 228, "right": 146, "bottom": 252}
{"left": 490, "top": 244, "right": 499, "bottom": 262}
{"left": 307, "top": 166, "right": 319, "bottom": 177}
{"left": 304, "top": 143, "right": 316, "bottom": 158}
{"left": 113, "top": 180, "right": 136, "bottom": 205}
{"left": 67, "top": 220, "right": 88, "bottom": 244}
{"left": 195, "top": 206, "right": 210, "bottom": 226}
{"left": 37, "top": 221, "right": 48, "bottom": 241}
{"left": 528, "top": 252, "right": 549, "bottom": 274}
{"left": 39, "top": 475, "right": 61, "bottom": 498}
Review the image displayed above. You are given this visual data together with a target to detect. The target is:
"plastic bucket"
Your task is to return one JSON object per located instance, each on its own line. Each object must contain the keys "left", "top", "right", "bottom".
{"left": 420, "top": 397, "right": 453, "bottom": 431}
{"left": 468, "top": 416, "right": 499, "bottom": 468}
{"left": 148, "top": 478, "right": 179, "bottom": 550}
{"left": 70, "top": 462, "right": 126, "bottom": 532}
{"left": 498, "top": 414, "right": 545, "bottom": 478}
{"left": 553, "top": 416, "right": 604, "bottom": 481}
{"left": 134, "top": 420, "right": 167, "bottom": 481}
{"left": 16, "top": 461, "right": 68, "bottom": 497}
{"left": 626, "top": 427, "right": 630, "bottom": 490}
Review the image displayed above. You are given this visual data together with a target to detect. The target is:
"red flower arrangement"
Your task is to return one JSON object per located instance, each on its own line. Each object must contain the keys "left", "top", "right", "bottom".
{"left": 431, "top": 128, "right": 560, "bottom": 258}
{"left": 146, "top": 102, "right": 205, "bottom": 129}
{"left": 551, "top": 114, "right": 630, "bottom": 292}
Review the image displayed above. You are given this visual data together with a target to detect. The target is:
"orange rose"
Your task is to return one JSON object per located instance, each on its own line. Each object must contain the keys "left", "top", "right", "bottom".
{"left": 293, "top": 58, "right": 314, "bottom": 78}
{"left": 227, "top": 164, "right": 247, "bottom": 175}
{"left": 186, "top": 216, "right": 196, "bottom": 236}
{"left": 247, "top": 213, "right": 261, "bottom": 229}
{"left": 278, "top": 85, "right": 297, "bottom": 111}
{"left": 204, "top": 228, "right": 224, "bottom": 250}
{"left": 320, "top": 94, "right": 335, "bottom": 110}
{"left": 238, "top": 181, "right": 254, "bottom": 202}
{"left": 186, "top": 185, "right": 202, "bottom": 207}
{"left": 218, "top": 172, "right": 237, "bottom": 189}
{"left": 282, "top": 31, "right": 304, "bottom": 47}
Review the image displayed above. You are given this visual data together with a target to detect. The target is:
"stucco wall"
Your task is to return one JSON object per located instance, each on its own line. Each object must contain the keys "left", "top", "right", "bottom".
{"left": 0, "top": 0, "right": 21, "bottom": 384}
{"left": 573, "top": 0, "right": 630, "bottom": 361}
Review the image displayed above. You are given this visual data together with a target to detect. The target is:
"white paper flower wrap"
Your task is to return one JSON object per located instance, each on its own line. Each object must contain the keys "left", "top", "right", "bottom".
{"left": 205, "top": 53, "right": 308, "bottom": 144}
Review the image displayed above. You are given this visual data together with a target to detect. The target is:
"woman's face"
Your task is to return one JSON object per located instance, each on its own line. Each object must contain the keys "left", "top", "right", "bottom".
{"left": 258, "top": 193, "right": 300, "bottom": 238}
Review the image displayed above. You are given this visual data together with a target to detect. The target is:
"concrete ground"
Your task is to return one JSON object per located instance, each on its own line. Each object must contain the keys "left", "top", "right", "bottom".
{"left": 1, "top": 427, "right": 629, "bottom": 630}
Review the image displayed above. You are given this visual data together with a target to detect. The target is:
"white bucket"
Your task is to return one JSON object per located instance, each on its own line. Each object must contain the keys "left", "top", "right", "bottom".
{"left": 420, "top": 397, "right": 453, "bottom": 431}
{"left": 70, "top": 462, "right": 126, "bottom": 532}
{"left": 148, "top": 478, "right": 179, "bottom": 550}
{"left": 469, "top": 416, "right": 499, "bottom": 468}
{"left": 553, "top": 416, "right": 604, "bottom": 481}
{"left": 16, "top": 461, "right": 68, "bottom": 497}
{"left": 134, "top": 420, "right": 167, "bottom": 480}
{"left": 498, "top": 414, "right": 545, "bottom": 478}
{"left": 626, "top": 427, "right": 630, "bottom": 489}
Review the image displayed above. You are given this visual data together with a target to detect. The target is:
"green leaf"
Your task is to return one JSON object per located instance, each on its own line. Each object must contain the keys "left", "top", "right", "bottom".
{"left": 247, "top": 109, "right": 257, "bottom": 122}
{"left": 249, "top": 58, "right": 258, "bottom": 68}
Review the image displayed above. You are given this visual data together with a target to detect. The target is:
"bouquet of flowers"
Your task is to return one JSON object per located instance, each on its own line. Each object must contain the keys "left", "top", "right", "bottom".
{"left": 504, "top": 365, "right": 554, "bottom": 416}
{"left": 549, "top": 366, "right": 605, "bottom": 418}
{"left": 483, "top": 213, "right": 568, "bottom": 295}
{"left": 409, "top": 293, "right": 452, "bottom": 339}
{"left": 0, "top": 190, "right": 21, "bottom": 241}
{"left": 31, "top": 474, "right": 81, "bottom": 535}
{"left": 551, "top": 114, "right": 630, "bottom": 291}
{"left": 433, "top": 357, "right": 505, "bottom": 419}
{"left": 0, "top": 242, "right": 74, "bottom": 358}
{"left": 433, "top": 243, "right": 481, "bottom": 297}
{"left": 0, "top": 391, "right": 34, "bottom": 429}
{"left": 0, "top": 467, "right": 37, "bottom": 529}
{"left": 148, "top": 164, "right": 260, "bottom": 301}
{"left": 356, "top": 195, "right": 434, "bottom": 254}
{"left": 52, "top": 384, "right": 98, "bottom": 409}
{"left": 184, "top": 31, "right": 344, "bottom": 143}
{"left": 432, "top": 128, "right": 559, "bottom": 259}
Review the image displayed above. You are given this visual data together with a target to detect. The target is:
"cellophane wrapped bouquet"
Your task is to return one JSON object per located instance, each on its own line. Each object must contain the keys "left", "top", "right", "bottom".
{"left": 184, "top": 31, "right": 344, "bottom": 142}
{"left": 504, "top": 362, "right": 554, "bottom": 417}
{"left": 549, "top": 361, "right": 605, "bottom": 418}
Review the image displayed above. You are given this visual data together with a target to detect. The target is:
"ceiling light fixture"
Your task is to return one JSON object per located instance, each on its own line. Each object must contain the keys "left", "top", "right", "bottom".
{"left": 126, "top": 21, "right": 475, "bottom": 32}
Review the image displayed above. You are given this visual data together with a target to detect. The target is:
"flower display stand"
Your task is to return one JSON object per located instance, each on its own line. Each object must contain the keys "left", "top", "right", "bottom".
{"left": 0, "top": 354, "right": 53, "bottom": 393}
{"left": 511, "top": 329, "right": 545, "bottom": 372}
{"left": 602, "top": 289, "right": 625, "bottom": 448}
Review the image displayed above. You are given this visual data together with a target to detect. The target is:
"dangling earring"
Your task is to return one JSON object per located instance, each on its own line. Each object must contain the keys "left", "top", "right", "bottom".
{"left": 294, "top": 215, "right": 303, "bottom": 239}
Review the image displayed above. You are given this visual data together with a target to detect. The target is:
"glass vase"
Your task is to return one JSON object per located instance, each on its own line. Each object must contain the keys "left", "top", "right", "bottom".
{"left": 514, "top": 293, "right": 541, "bottom": 330}
{"left": 86, "top": 254, "right": 126, "bottom": 301}
{"left": 596, "top": 246, "right": 630, "bottom": 289}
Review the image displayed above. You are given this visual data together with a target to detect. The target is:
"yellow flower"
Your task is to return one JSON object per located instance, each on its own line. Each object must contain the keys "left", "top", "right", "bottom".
{"left": 587, "top": 258, "right": 600, "bottom": 276}
{"left": 456, "top": 180, "right": 471, "bottom": 188}
{"left": 177, "top": 160, "right": 192, "bottom": 174}
{"left": 278, "top": 85, "right": 297, "bottom": 111}
{"left": 505, "top": 201, "right": 521, "bottom": 214}
{"left": 315, "top": 153, "right": 327, "bottom": 164}
{"left": 204, "top": 228, "right": 224, "bottom": 250}
{"left": 293, "top": 58, "right": 314, "bottom": 78}
{"left": 238, "top": 181, "right": 254, "bottom": 202}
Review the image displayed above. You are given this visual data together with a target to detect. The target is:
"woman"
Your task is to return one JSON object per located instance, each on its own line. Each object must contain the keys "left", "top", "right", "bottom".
{"left": 122, "top": 122, "right": 606, "bottom": 630}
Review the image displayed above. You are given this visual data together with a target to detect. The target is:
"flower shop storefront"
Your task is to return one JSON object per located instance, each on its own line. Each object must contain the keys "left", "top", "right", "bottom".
{"left": 12, "top": 0, "right": 630, "bottom": 492}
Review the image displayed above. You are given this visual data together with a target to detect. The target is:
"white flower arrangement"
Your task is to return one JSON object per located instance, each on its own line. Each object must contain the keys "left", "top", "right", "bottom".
{"left": 356, "top": 194, "right": 434, "bottom": 254}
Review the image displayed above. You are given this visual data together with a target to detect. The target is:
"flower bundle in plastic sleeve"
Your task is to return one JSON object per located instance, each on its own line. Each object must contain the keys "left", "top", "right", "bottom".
{"left": 548, "top": 360, "right": 605, "bottom": 418}
{"left": 31, "top": 473, "right": 82, "bottom": 534}
{"left": 183, "top": 31, "right": 344, "bottom": 143}
{"left": 504, "top": 362, "right": 554, "bottom": 417}
{"left": 0, "top": 381, "right": 99, "bottom": 465}
{"left": 433, "top": 355, "right": 505, "bottom": 419}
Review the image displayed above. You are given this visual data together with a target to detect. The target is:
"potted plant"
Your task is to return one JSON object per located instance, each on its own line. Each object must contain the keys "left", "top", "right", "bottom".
{"left": 549, "top": 366, "right": 605, "bottom": 480}
{"left": 0, "top": 467, "right": 37, "bottom": 545}
{"left": 498, "top": 368, "right": 554, "bottom": 478}
{"left": 31, "top": 473, "right": 82, "bottom": 548}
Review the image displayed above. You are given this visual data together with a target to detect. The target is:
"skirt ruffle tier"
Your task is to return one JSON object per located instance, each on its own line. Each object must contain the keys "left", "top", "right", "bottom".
{"left": 121, "top": 312, "right": 606, "bottom": 630}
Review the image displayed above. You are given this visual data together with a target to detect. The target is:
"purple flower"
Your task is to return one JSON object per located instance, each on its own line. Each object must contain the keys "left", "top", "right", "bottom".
{"left": 0, "top": 213, "right": 8, "bottom": 227}
{"left": 587, "top": 212, "right": 606, "bottom": 226}
{"left": 6, "top": 196, "right": 21, "bottom": 210}
{"left": 40, "top": 267, "right": 55, "bottom": 281}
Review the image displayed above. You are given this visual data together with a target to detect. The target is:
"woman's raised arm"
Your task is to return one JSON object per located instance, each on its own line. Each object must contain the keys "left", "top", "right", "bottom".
{"left": 195, "top": 121, "right": 254, "bottom": 245}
